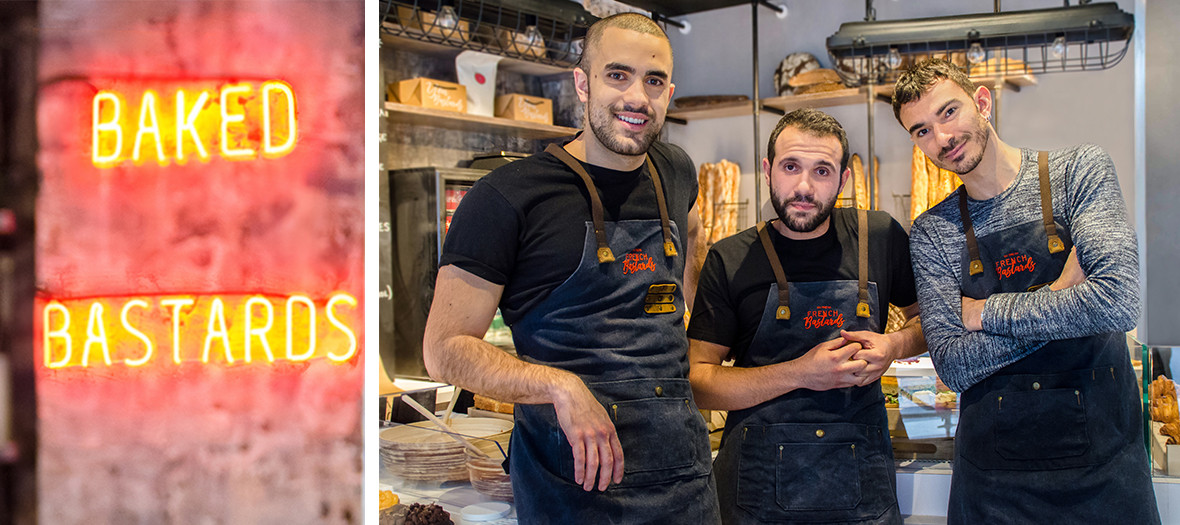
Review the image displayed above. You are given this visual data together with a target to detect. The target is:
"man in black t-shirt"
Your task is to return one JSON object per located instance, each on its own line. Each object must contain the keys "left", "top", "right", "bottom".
{"left": 423, "top": 13, "right": 719, "bottom": 524}
{"left": 688, "top": 108, "right": 924, "bottom": 524}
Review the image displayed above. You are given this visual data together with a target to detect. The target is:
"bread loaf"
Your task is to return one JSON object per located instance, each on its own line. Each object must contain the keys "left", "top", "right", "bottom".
{"left": 970, "top": 57, "right": 1029, "bottom": 77}
{"left": 788, "top": 68, "right": 842, "bottom": 87}
{"left": 793, "top": 82, "right": 845, "bottom": 96}
{"left": 774, "top": 53, "right": 821, "bottom": 96}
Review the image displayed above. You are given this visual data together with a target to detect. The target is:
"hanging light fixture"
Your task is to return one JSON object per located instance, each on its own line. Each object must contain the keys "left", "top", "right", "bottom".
{"left": 825, "top": 2, "right": 1134, "bottom": 85}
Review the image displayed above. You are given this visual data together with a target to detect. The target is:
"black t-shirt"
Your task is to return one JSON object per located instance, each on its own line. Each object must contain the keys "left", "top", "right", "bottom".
{"left": 440, "top": 140, "right": 698, "bottom": 325}
{"left": 687, "top": 208, "right": 917, "bottom": 360}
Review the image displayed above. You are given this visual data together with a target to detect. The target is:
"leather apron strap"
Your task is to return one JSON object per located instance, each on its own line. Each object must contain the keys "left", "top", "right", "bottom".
{"left": 756, "top": 214, "right": 872, "bottom": 321}
{"left": 545, "top": 143, "right": 676, "bottom": 263}
{"left": 961, "top": 150, "right": 1061, "bottom": 276}
{"left": 756, "top": 221, "right": 792, "bottom": 320}
{"left": 1039, "top": 151, "right": 1066, "bottom": 254}
{"left": 856, "top": 208, "right": 871, "bottom": 318}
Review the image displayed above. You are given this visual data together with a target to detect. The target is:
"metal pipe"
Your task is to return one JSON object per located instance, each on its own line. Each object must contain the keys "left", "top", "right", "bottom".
{"left": 995, "top": 0, "right": 1002, "bottom": 13}
{"left": 992, "top": 79, "right": 1003, "bottom": 136}
{"left": 866, "top": 79, "right": 877, "bottom": 210}
{"left": 865, "top": 0, "right": 876, "bottom": 21}
{"left": 752, "top": 0, "right": 763, "bottom": 223}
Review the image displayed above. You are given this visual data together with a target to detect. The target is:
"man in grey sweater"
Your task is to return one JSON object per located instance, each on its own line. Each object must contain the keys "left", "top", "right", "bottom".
{"left": 893, "top": 58, "right": 1159, "bottom": 523}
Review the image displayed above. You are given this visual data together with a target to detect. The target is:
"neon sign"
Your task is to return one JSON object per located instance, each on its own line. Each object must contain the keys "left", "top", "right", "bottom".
{"left": 39, "top": 293, "right": 357, "bottom": 368}
{"left": 91, "top": 80, "right": 298, "bottom": 168}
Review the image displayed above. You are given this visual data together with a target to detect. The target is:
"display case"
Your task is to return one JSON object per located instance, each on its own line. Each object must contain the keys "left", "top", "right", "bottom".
{"left": 382, "top": 167, "right": 488, "bottom": 379}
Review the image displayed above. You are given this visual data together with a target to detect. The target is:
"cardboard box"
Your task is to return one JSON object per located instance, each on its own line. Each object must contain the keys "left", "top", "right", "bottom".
{"left": 396, "top": 6, "right": 469, "bottom": 43}
{"left": 495, "top": 94, "right": 553, "bottom": 125}
{"left": 390, "top": 78, "right": 467, "bottom": 113}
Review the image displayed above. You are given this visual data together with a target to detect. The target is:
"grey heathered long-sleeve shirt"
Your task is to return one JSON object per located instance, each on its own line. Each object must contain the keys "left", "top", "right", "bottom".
{"left": 909, "top": 144, "right": 1140, "bottom": 392}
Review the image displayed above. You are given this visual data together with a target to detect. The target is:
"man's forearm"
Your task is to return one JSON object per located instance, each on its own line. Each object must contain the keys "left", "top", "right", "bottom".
{"left": 426, "top": 334, "right": 578, "bottom": 406}
{"left": 689, "top": 360, "right": 800, "bottom": 411}
{"left": 888, "top": 315, "right": 927, "bottom": 360}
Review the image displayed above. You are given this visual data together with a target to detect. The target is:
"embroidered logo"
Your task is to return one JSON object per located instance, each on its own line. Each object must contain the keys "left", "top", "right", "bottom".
{"left": 622, "top": 249, "right": 656, "bottom": 275}
{"left": 995, "top": 251, "right": 1036, "bottom": 280}
{"left": 803, "top": 305, "right": 844, "bottom": 330}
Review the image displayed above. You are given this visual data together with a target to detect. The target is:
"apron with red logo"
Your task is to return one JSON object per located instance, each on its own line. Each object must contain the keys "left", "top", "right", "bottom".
{"left": 714, "top": 214, "right": 901, "bottom": 524}
{"left": 505, "top": 143, "right": 719, "bottom": 524}
{"left": 948, "top": 151, "right": 1159, "bottom": 524}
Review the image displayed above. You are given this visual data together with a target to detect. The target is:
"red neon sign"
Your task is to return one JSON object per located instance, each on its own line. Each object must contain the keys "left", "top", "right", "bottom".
{"left": 39, "top": 293, "right": 357, "bottom": 368}
{"left": 91, "top": 80, "right": 298, "bottom": 168}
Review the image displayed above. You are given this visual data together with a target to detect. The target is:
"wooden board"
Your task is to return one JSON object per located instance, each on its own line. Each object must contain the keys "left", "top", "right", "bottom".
{"left": 385, "top": 102, "right": 578, "bottom": 140}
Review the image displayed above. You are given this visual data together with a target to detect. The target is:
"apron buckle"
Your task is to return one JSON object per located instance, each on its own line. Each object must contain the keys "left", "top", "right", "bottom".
{"left": 597, "top": 247, "right": 616, "bottom": 263}
{"left": 663, "top": 241, "right": 677, "bottom": 257}
{"left": 776, "top": 306, "right": 791, "bottom": 320}
{"left": 856, "top": 302, "right": 871, "bottom": 318}
{"left": 969, "top": 259, "right": 984, "bottom": 276}
{"left": 1047, "top": 235, "right": 1065, "bottom": 254}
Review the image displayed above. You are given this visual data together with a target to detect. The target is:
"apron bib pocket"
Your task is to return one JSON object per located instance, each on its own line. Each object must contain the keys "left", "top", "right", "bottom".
{"left": 995, "top": 388, "right": 1089, "bottom": 461}
{"left": 611, "top": 397, "right": 697, "bottom": 474}
{"left": 776, "top": 442, "right": 860, "bottom": 511}
{"left": 735, "top": 422, "right": 892, "bottom": 522}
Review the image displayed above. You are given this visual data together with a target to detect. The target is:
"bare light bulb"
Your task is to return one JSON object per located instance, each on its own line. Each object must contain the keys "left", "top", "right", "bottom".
{"left": 1051, "top": 36, "right": 1067, "bottom": 58}
{"left": 967, "top": 42, "right": 986, "bottom": 64}
{"left": 887, "top": 48, "right": 903, "bottom": 69}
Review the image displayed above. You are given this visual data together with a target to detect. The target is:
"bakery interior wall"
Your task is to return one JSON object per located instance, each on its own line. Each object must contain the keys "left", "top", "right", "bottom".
{"left": 664, "top": 0, "right": 1136, "bottom": 231}
{"left": 35, "top": 0, "right": 363, "bottom": 523}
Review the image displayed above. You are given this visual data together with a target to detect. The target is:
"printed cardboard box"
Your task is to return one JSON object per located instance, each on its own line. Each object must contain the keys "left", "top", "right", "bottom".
{"left": 494, "top": 94, "right": 552, "bottom": 125}
{"left": 391, "top": 78, "right": 467, "bottom": 114}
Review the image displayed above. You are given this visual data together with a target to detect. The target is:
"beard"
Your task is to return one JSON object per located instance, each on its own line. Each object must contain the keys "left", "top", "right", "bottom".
{"left": 586, "top": 87, "right": 661, "bottom": 157}
{"left": 770, "top": 184, "right": 840, "bottom": 234}
{"left": 937, "top": 113, "right": 991, "bottom": 175}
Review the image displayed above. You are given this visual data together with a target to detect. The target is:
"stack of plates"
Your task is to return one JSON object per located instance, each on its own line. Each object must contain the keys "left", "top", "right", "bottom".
{"left": 466, "top": 438, "right": 513, "bottom": 501}
{"left": 379, "top": 417, "right": 513, "bottom": 481}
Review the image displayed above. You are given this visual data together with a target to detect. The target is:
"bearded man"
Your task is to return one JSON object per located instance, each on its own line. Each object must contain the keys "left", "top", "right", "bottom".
{"left": 687, "top": 107, "right": 925, "bottom": 524}
{"left": 423, "top": 12, "right": 719, "bottom": 524}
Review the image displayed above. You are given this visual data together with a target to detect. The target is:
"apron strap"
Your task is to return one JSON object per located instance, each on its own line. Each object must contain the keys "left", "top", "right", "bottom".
{"left": 856, "top": 209, "right": 871, "bottom": 318}
{"left": 959, "top": 151, "right": 1063, "bottom": 278}
{"left": 958, "top": 188, "right": 985, "bottom": 276}
{"left": 544, "top": 143, "right": 676, "bottom": 263}
{"left": 545, "top": 143, "right": 615, "bottom": 263}
{"left": 646, "top": 156, "right": 678, "bottom": 257}
{"left": 756, "top": 221, "right": 791, "bottom": 320}
{"left": 1039, "top": 151, "right": 1066, "bottom": 254}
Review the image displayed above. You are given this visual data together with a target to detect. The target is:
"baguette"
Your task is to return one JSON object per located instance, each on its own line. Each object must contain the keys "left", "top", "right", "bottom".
{"left": 851, "top": 154, "right": 868, "bottom": 210}
{"left": 872, "top": 156, "right": 879, "bottom": 211}
{"left": 910, "top": 145, "right": 928, "bottom": 222}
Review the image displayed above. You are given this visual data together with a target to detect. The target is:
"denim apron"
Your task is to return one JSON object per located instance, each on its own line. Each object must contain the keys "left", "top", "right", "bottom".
{"left": 505, "top": 143, "right": 720, "bottom": 524}
{"left": 714, "top": 215, "right": 901, "bottom": 524}
{"left": 948, "top": 151, "right": 1159, "bottom": 524}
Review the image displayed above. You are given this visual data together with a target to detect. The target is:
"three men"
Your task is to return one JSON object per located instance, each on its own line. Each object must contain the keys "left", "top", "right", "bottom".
{"left": 894, "top": 58, "right": 1159, "bottom": 523}
{"left": 422, "top": 13, "right": 719, "bottom": 523}
{"left": 688, "top": 108, "right": 926, "bottom": 524}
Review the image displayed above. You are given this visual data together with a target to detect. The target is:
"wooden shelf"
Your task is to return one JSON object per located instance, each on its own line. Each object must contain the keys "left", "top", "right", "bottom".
{"left": 762, "top": 86, "right": 891, "bottom": 113}
{"left": 667, "top": 86, "right": 890, "bottom": 123}
{"left": 877, "top": 74, "right": 1038, "bottom": 99}
{"left": 666, "top": 99, "right": 754, "bottom": 121}
{"left": 669, "top": 73, "right": 1037, "bottom": 123}
{"left": 385, "top": 102, "right": 579, "bottom": 140}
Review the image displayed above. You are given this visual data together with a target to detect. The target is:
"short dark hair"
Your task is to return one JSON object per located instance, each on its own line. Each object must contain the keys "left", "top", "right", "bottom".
{"left": 577, "top": 13, "right": 671, "bottom": 71}
{"left": 891, "top": 58, "right": 977, "bottom": 126}
{"left": 766, "top": 108, "right": 849, "bottom": 174}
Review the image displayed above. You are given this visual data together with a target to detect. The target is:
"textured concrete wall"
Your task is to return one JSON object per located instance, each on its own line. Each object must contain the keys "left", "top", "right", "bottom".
{"left": 35, "top": 1, "right": 364, "bottom": 523}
